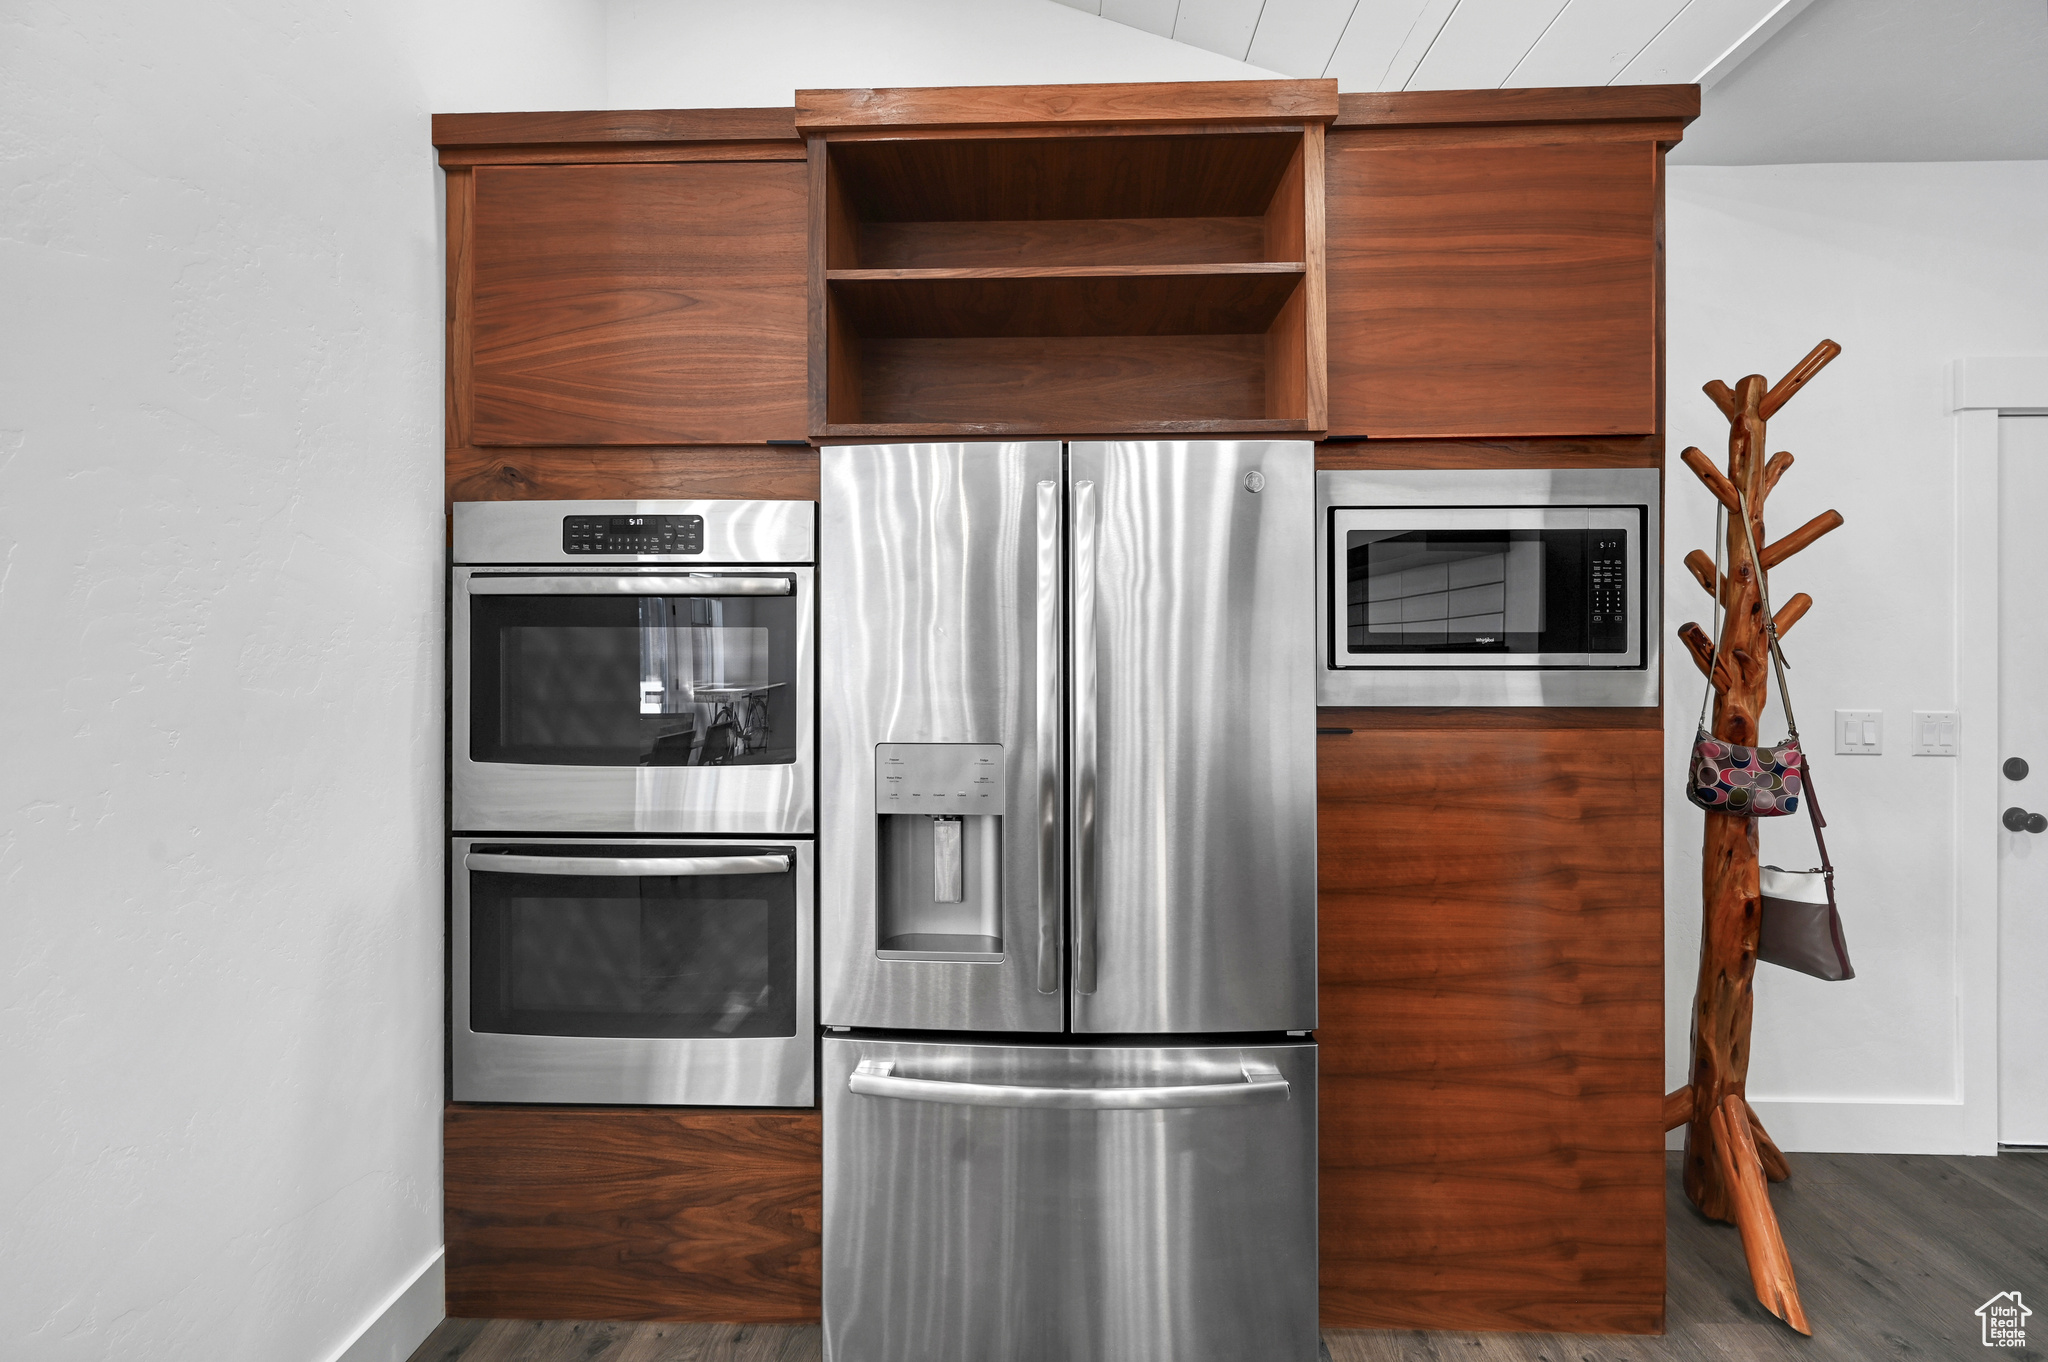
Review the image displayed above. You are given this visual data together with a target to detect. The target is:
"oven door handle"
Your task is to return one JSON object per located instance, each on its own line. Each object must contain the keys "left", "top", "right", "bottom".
{"left": 467, "top": 575, "right": 794, "bottom": 596}
{"left": 463, "top": 852, "right": 793, "bottom": 877}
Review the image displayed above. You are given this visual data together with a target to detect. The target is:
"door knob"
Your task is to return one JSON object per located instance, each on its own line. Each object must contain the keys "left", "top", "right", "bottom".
{"left": 2007, "top": 757, "right": 2031, "bottom": 781}
{"left": 2004, "top": 806, "right": 2047, "bottom": 834}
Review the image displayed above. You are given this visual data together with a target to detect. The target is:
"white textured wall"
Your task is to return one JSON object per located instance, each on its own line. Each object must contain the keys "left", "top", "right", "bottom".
{"left": 0, "top": 5, "right": 1281, "bottom": 1357}
{"left": 0, "top": 3, "right": 602, "bottom": 1360}
{"left": 1663, "top": 160, "right": 2048, "bottom": 1150}
{"left": 605, "top": 0, "right": 1277, "bottom": 109}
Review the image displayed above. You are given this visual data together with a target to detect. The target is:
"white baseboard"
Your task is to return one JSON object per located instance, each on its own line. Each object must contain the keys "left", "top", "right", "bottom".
{"left": 326, "top": 1249, "right": 445, "bottom": 1362}
{"left": 1664, "top": 1098, "right": 1998, "bottom": 1156}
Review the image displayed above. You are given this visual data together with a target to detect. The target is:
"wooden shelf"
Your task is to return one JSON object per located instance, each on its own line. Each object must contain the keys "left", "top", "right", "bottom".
{"left": 818, "top": 417, "right": 1319, "bottom": 441}
{"left": 812, "top": 117, "right": 1327, "bottom": 437}
{"left": 827, "top": 263, "right": 1304, "bottom": 281}
{"left": 827, "top": 263, "right": 1305, "bottom": 339}
{"left": 828, "top": 131, "right": 1305, "bottom": 223}
{"left": 854, "top": 217, "right": 1270, "bottom": 270}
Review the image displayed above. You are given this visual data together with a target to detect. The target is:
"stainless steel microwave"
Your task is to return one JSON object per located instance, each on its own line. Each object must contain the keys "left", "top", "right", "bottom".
{"left": 1316, "top": 468, "right": 1660, "bottom": 707}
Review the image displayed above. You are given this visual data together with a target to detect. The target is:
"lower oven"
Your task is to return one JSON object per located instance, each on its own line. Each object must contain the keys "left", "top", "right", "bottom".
{"left": 452, "top": 836, "right": 814, "bottom": 1106}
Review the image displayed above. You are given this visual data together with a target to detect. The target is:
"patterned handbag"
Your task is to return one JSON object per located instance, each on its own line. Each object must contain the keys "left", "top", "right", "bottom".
{"left": 1685, "top": 496, "right": 1804, "bottom": 817}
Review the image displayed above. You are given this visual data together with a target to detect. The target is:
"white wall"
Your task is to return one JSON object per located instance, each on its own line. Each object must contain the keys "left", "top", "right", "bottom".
{"left": 605, "top": 0, "right": 1276, "bottom": 109}
{"left": 0, "top": 3, "right": 603, "bottom": 1361}
{"left": 0, "top": 5, "right": 1285, "bottom": 1359}
{"left": 1663, "top": 160, "right": 2048, "bottom": 1152}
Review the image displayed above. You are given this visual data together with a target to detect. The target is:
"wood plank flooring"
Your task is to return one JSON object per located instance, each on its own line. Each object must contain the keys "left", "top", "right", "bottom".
{"left": 409, "top": 1151, "right": 2048, "bottom": 1362}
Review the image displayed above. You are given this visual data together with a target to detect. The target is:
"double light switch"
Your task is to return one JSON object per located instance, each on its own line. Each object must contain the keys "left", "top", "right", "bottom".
{"left": 1836, "top": 710, "right": 1883, "bottom": 755}
{"left": 1833, "top": 709, "right": 1960, "bottom": 756}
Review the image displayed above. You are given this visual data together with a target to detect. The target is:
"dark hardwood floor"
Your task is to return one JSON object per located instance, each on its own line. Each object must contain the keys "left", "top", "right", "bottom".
{"left": 409, "top": 1151, "right": 2047, "bottom": 1362}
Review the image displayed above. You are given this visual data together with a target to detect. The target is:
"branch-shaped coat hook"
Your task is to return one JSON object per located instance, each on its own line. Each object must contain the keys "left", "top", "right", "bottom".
{"left": 1667, "top": 339, "right": 1844, "bottom": 1338}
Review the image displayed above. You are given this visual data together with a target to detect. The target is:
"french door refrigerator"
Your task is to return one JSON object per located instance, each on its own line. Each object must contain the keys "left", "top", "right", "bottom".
{"left": 820, "top": 441, "right": 1317, "bottom": 1362}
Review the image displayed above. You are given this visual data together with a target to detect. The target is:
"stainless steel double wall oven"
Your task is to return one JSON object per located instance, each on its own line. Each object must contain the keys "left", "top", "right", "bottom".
{"left": 451, "top": 499, "right": 815, "bottom": 1107}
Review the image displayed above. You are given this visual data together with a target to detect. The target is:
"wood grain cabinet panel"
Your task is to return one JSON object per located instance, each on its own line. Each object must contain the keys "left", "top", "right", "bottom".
{"left": 467, "top": 161, "right": 808, "bottom": 446}
{"left": 1325, "top": 137, "right": 1659, "bottom": 439}
{"left": 444, "top": 1106, "right": 822, "bottom": 1322}
{"left": 1317, "top": 725, "right": 1665, "bottom": 1333}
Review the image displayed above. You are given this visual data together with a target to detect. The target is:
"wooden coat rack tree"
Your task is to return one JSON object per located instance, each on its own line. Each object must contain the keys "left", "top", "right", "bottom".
{"left": 1665, "top": 339, "right": 1846, "bottom": 1337}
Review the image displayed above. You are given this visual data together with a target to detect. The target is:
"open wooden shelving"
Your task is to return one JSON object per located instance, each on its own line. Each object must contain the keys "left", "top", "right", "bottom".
{"left": 827, "top": 263, "right": 1307, "bottom": 336}
{"left": 802, "top": 91, "right": 1330, "bottom": 440}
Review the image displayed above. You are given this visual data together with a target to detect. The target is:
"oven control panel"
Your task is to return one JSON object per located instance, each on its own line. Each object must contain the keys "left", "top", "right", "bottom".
{"left": 562, "top": 514, "right": 705, "bottom": 555}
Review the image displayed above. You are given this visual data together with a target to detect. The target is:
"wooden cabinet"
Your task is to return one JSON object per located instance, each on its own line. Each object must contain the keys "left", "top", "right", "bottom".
{"left": 444, "top": 1105, "right": 822, "bottom": 1322}
{"left": 436, "top": 111, "right": 810, "bottom": 452}
{"left": 429, "top": 86, "right": 1694, "bottom": 1335}
{"left": 1316, "top": 715, "right": 1666, "bottom": 1333}
{"left": 798, "top": 80, "right": 1333, "bottom": 439}
{"left": 463, "top": 161, "right": 806, "bottom": 446}
{"left": 1324, "top": 87, "right": 1695, "bottom": 440}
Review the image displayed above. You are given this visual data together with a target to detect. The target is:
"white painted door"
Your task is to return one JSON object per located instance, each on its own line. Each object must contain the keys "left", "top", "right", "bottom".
{"left": 2000, "top": 415, "right": 2048, "bottom": 1144}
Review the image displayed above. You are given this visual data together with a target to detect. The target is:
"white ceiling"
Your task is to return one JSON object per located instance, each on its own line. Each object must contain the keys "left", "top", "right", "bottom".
{"left": 1049, "top": 0, "right": 1814, "bottom": 91}
{"left": 1669, "top": 0, "right": 2048, "bottom": 164}
{"left": 1052, "top": 0, "right": 2048, "bottom": 163}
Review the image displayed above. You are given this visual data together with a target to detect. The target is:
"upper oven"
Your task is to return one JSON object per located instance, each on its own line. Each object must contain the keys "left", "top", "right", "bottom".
{"left": 453, "top": 500, "right": 814, "bottom": 833}
{"left": 1317, "top": 468, "right": 1660, "bottom": 707}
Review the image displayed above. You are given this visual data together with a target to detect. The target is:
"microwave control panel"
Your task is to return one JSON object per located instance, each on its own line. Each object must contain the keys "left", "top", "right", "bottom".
{"left": 562, "top": 514, "right": 704, "bottom": 555}
{"left": 1590, "top": 535, "right": 1628, "bottom": 652}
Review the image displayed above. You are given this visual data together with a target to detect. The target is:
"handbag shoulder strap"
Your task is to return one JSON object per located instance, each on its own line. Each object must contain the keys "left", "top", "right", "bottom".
{"left": 1797, "top": 745, "right": 1834, "bottom": 877}
{"left": 1697, "top": 503, "right": 1727, "bottom": 732}
{"left": 1735, "top": 491, "right": 1833, "bottom": 874}
{"left": 1736, "top": 491, "right": 1800, "bottom": 739}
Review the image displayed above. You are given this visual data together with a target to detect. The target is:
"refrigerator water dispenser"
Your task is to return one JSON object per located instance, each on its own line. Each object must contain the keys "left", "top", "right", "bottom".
{"left": 875, "top": 743, "right": 1005, "bottom": 961}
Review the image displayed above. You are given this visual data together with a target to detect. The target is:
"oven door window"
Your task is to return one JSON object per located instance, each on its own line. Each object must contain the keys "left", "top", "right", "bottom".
{"left": 468, "top": 847, "right": 797, "bottom": 1039}
{"left": 1343, "top": 527, "right": 1626, "bottom": 656}
{"left": 470, "top": 588, "right": 798, "bottom": 766}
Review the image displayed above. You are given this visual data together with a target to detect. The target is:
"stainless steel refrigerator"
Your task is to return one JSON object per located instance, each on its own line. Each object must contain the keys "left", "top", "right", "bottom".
{"left": 820, "top": 440, "right": 1318, "bottom": 1362}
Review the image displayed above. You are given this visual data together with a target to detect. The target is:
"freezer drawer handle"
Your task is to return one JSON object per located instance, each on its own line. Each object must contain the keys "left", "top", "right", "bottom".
{"left": 464, "top": 852, "right": 793, "bottom": 878}
{"left": 468, "top": 575, "right": 794, "bottom": 596}
{"left": 847, "top": 1058, "right": 1288, "bottom": 1110}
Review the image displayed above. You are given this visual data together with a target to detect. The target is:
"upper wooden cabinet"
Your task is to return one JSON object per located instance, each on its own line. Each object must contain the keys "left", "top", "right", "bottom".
{"left": 1324, "top": 87, "right": 1696, "bottom": 441}
{"left": 796, "top": 80, "right": 1335, "bottom": 441}
{"left": 435, "top": 112, "right": 810, "bottom": 448}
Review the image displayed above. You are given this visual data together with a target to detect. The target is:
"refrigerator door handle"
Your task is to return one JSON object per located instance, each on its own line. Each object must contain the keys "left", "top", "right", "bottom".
{"left": 1035, "top": 479, "right": 1061, "bottom": 994}
{"left": 1071, "top": 477, "right": 1099, "bottom": 995}
{"left": 848, "top": 1058, "right": 1288, "bottom": 1110}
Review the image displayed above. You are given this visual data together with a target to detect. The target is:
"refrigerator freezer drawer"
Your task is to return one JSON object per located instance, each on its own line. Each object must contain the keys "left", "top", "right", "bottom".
{"left": 823, "top": 1037, "right": 1318, "bottom": 1362}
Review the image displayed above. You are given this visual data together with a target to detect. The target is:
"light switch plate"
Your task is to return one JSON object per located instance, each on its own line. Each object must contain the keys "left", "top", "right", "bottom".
{"left": 1912, "top": 710, "right": 1960, "bottom": 756}
{"left": 1836, "top": 709, "right": 1883, "bottom": 755}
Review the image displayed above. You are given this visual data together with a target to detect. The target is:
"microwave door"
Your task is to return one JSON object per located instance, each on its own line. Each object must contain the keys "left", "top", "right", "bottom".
{"left": 1067, "top": 441, "right": 1317, "bottom": 1036}
{"left": 1327, "top": 506, "right": 1649, "bottom": 670}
